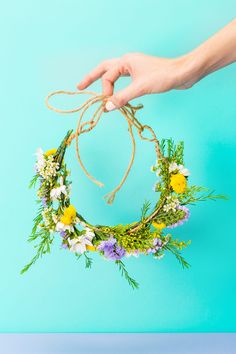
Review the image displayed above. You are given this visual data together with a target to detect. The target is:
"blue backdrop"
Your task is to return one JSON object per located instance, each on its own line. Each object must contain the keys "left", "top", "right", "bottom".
{"left": 0, "top": 0, "right": 235, "bottom": 332}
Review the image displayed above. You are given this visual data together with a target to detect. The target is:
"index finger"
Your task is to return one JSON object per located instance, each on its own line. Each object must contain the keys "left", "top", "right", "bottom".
{"left": 77, "top": 58, "right": 120, "bottom": 90}
{"left": 77, "top": 62, "right": 107, "bottom": 90}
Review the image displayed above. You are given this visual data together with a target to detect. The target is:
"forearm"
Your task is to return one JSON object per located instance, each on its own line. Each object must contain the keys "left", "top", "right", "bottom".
{"left": 180, "top": 19, "right": 236, "bottom": 86}
{"left": 78, "top": 19, "right": 236, "bottom": 108}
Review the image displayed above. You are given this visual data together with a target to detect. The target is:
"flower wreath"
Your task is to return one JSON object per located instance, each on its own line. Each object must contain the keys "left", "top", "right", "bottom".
{"left": 21, "top": 90, "right": 224, "bottom": 288}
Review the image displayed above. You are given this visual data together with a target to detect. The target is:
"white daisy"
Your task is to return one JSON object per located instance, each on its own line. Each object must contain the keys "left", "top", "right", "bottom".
{"left": 68, "top": 235, "right": 93, "bottom": 254}
{"left": 56, "top": 221, "right": 74, "bottom": 233}
{"left": 169, "top": 162, "right": 190, "bottom": 176}
{"left": 50, "top": 177, "right": 67, "bottom": 201}
{"left": 178, "top": 164, "right": 190, "bottom": 177}
{"left": 169, "top": 162, "right": 178, "bottom": 173}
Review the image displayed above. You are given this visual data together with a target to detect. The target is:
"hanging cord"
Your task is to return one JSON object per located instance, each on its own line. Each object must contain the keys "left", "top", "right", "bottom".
{"left": 45, "top": 90, "right": 163, "bottom": 204}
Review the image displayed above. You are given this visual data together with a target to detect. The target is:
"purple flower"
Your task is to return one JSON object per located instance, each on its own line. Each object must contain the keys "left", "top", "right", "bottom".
{"left": 147, "top": 248, "right": 156, "bottom": 254}
{"left": 153, "top": 238, "right": 162, "bottom": 247}
{"left": 60, "top": 231, "right": 66, "bottom": 238}
{"left": 98, "top": 238, "right": 116, "bottom": 250}
{"left": 147, "top": 238, "right": 163, "bottom": 254}
{"left": 97, "top": 237, "right": 125, "bottom": 260}
{"left": 41, "top": 197, "right": 47, "bottom": 207}
{"left": 168, "top": 205, "right": 190, "bottom": 229}
{"left": 61, "top": 243, "right": 68, "bottom": 249}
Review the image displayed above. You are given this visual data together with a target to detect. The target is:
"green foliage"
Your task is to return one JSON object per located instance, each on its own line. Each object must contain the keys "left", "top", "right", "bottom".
{"left": 155, "top": 158, "right": 170, "bottom": 194}
{"left": 116, "top": 229, "right": 155, "bottom": 253}
{"left": 54, "top": 130, "right": 73, "bottom": 168}
{"left": 84, "top": 252, "right": 93, "bottom": 269}
{"left": 173, "top": 141, "right": 184, "bottom": 165}
{"left": 24, "top": 128, "right": 225, "bottom": 289}
{"left": 21, "top": 231, "right": 53, "bottom": 274}
{"left": 115, "top": 260, "right": 139, "bottom": 289}
{"left": 167, "top": 138, "right": 175, "bottom": 158}
{"left": 160, "top": 139, "right": 166, "bottom": 156}
{"left": 29, "top": 174, "right": 39, "bottom": 189}
{"left": 164, "top": 244, "right": 190, "bottom": 269}
{"left": 153, "top": 209, "right": 186, "bottom": 227}
{"left": 160, "top": 138, "right": 184, "bottom": 164}
{"left": 28, "top": 206, "right": 44, "bottom": 241}
{"left": 179, "top": 185, "right": 227, "bottom": 205}
{"left": 140, "top": 200, "right": 151, "bottom": 221}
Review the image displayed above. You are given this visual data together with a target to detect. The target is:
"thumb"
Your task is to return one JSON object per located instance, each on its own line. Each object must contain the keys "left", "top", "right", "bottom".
{"left": 105, "top": 82, "right": 143, "bottom": 111}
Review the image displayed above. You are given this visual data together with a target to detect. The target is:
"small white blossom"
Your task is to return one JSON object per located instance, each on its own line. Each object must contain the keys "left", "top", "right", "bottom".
{"left": 154, "top": 253, "right": 165, "bottom": 260}
{"left": 35, "top": 148, "right": 59, "bottom": 180}
{"left": 125, "top": 252, "right": 140, "bottom": 258}
{"left": 169, "top": 162, "right": 178, "bottom": 173}
{"left": 68, "top": 230, "right": 94, "bottom": 254}
{"left": 169, "top": 162, "right": 190, "bottom": 177}
{"left": 178, "top": 164, "right": 190, "bottom": 177}
{"left": 56, "top": 221, "right": 74, "bottom": 233}
{"left": 84, "top": 227, "right": 95, "bottom": 240}
{"left": 35, "top": 148, "right": 45, "bottom": 171}
{"left": 41, "top": 207, "right": 56, "bottom": 231}
{"left": 163, "top": 196, "right": 180, "bottom": 212}
{"left": 52, "top": 214, "right": 59, "bottom": 224}
{"left": 50, "top": 177, "right": 67, "bottom": 201}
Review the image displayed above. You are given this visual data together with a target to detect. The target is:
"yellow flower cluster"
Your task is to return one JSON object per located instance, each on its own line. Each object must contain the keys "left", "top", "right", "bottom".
{"left": 170, "top": 173, "right": 187, "bottom": 194}
{"left": 60, "top": 205, "right": 77, "bottom": 225}
{"left": 152, "top": 222, "right": 166, "bottom": 230}
{"left": 45, "top": 148, "right": 57, "bottom": 157}
{"left": 86, "top": 245, "right": 96, "bottom": 251}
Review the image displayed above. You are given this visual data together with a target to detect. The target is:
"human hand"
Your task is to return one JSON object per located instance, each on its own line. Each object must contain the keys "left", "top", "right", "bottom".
{"left": 77, "top": 52, "right": 197, "bottom": 111}
{"left": 77, "top": 20, "right": 236, "bottom": 111}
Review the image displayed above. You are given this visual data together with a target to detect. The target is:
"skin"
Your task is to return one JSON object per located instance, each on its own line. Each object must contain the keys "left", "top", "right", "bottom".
{"left": 77, "top": 19, "right": 236, "bottom": 111}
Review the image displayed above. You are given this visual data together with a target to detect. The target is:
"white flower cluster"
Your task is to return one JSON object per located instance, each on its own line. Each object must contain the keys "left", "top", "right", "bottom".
{"left": 55, "top": 214, "right": 81, "bottom": 233}
{"left": 150, "top": 159, "right": 161, "bottom": 176}
{"left": 56, "top": 220, "right": 75, "bottom": 233}
{"left": 169, "top": 162, "right": 190, "bottom": 176}
{"left": 163, "top": 196, "right": 180, "bottom": 213}
{"left": 68, "top": 228, "right": 95, "bottom": 254}
{"left": 50, "top": 176, "right": 69, "bottom": 201}
{"left": 35, "top": 148, "right": 59, "bottom": 180}
{"left": 41, "top": 207, "right": 56, "bottom": 232}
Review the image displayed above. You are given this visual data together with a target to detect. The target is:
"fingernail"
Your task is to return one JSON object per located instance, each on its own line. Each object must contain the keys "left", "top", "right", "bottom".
{"left": 77, "top": 83, "right": 83, "bottom": 89}
{"left": 105, "top": 101, "right": 116, "bottom": 111}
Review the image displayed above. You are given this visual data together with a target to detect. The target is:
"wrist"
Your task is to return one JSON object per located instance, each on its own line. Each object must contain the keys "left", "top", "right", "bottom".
{"left": 174, "top": 51, "right": 210, "bottom": 89}
{"left": 177, "top": 26, "right": 236, "bottom": 88}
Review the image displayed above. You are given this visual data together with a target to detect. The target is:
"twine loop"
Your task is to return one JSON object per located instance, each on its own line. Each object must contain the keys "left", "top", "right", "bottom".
{"left": 45, "top": 90, "right": 163, "bottom": 204}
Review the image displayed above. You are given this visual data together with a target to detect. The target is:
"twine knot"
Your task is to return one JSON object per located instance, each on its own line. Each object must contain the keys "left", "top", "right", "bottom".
{"left": 45, "top": 90, "right": 162, "bottom": 204}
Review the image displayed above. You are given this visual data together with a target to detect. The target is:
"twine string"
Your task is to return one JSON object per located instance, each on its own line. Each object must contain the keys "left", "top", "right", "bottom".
{"left": 45, "top": 90, "right": 163, "bottom": 204}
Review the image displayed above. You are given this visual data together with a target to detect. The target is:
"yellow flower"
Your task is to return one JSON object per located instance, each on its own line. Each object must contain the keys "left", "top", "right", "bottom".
{"left": 152, "top": 232, "right": 160, "bottom": 239}
{"left": 170, "top": 173, "right": 187, "bottom": 194}
{"left": 45, "top": 148, "right": 57, "bottom": 157}
{"left": 64, "top": 205, "right": 77, "bottom": 219}
{"left": 86, "top": 245, "right": 96, "bottom": 252}
{"left": 152, "top": 222, "right": 166, "bottom": 230}
{"left": 60, "top": 215, "right": 72, "bottom": 225}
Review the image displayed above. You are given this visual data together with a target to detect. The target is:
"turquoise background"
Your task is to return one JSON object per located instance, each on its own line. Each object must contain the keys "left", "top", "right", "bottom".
{"left": 0, "top": 0, "right": 235, "bottom": 333}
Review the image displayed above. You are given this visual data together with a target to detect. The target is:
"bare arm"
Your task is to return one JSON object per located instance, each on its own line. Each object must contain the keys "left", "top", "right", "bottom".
{"left": 77, "top": 19, "right": 236, "bottom": 111}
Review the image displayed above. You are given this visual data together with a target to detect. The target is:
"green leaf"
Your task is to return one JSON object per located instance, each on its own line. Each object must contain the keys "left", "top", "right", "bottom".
{"left": 84, "top": 252, "right": 93, "bottom": 269}
{"left": 164, "top": 244, "right": 190, "bottom": 269}
{"left": 21, "top": 232, "right": 53, "bottom": 274}
{"left": 115, "top": 260, "right": 139, "bottom": 289}
{"left": 140, "top": 200, "right": 151, "bottom": 221}
{"left": 29, "top": 174, "right": 39, "bottom": 189}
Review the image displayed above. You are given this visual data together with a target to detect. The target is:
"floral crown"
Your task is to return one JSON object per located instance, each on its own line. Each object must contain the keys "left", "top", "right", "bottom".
{"left": 21, "top": 90, "right": 224, "bottom": 288}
